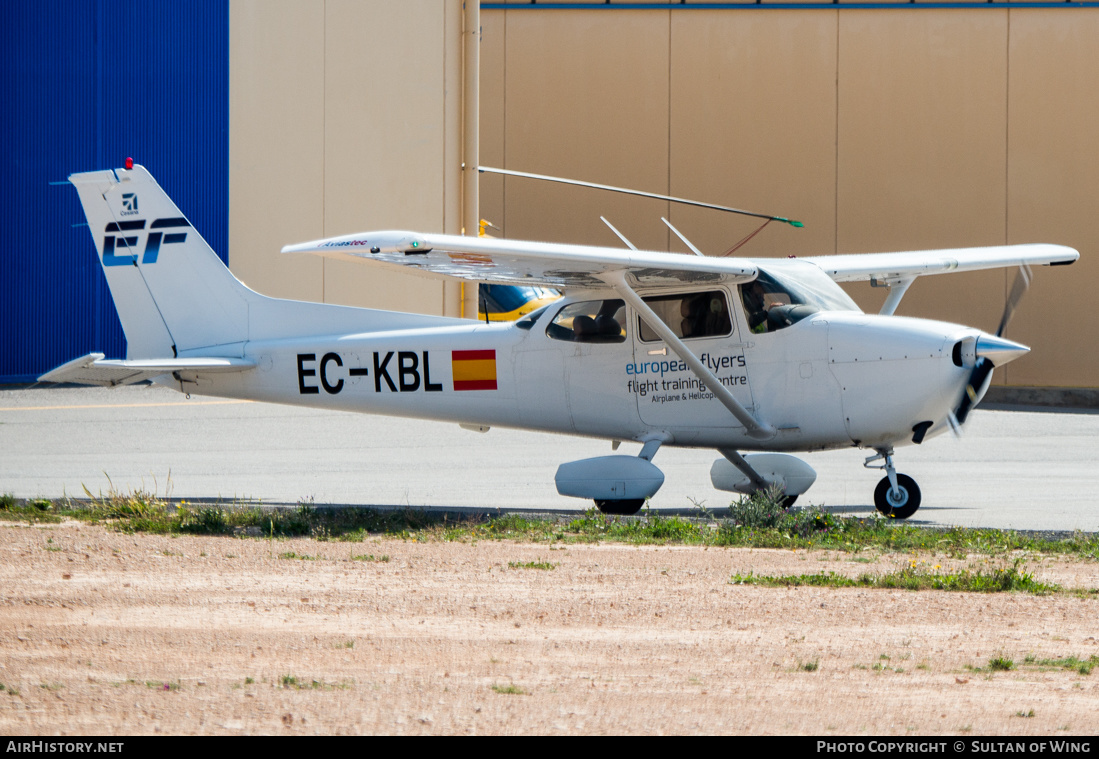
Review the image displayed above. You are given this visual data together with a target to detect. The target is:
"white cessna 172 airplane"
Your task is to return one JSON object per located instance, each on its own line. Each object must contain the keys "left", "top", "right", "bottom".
{"left": 45, "top": 163, "right": 1079, "bottom": 519}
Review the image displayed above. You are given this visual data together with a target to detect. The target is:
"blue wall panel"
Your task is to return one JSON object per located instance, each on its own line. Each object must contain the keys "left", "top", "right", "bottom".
{"left": 0, "top": 0, "right": 228, "bottom": 383}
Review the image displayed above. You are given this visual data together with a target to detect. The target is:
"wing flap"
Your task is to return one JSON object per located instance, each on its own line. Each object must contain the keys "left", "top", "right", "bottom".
{"left": 803, "top": 243, "right": 1078, "bottom": 283}
{"left": 282, "top": 230, "right": 758, "bottom": 289}
{"left": 40, "top": 353, "right": 255, "bottom": 387}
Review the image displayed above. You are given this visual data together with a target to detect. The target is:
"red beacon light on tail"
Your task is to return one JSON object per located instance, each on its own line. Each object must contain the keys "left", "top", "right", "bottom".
{"left": 124, "top": 157, "right": 134, "bottom": 170}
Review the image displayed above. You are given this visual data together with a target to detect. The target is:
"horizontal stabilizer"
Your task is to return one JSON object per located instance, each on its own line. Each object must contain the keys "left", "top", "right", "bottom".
{"left": 39, "top": 353, "right": 255, "bottom": 387}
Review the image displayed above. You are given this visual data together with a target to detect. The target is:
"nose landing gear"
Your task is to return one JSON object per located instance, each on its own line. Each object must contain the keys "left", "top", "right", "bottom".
{"left": 865, "top": 448, "right": 922, "bottom": 520}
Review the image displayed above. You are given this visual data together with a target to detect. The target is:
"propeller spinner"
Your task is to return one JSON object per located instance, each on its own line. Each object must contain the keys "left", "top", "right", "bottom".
{"left": 953, "top": 264, "right": 1032, "bottom": 425}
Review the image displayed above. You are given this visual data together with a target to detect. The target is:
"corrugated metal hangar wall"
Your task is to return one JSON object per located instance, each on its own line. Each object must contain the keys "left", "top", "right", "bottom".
{"left": 475, "top": 3, "right": 1098, "bottom": 390}
{"left": 4, "top": 1, "right": 1097, "bottom": 391}
{"left": 1, "top": 0, "right": 229, "bottom": 383}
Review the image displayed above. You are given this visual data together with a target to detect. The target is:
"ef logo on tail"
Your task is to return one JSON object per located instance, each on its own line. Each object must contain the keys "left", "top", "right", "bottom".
{"left": 102, "top": 217, "right": 190, "bottom": 266}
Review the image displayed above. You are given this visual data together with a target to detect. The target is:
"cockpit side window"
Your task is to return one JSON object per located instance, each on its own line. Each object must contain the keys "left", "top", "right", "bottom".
{"left": 637, "top": 291, "right": 732, "bottom": 342}
{"left": 740, "top": 265, "right": 857, "bottom": 334}
{"left": 546, "top": 299, "right": 627, "bottom": 343}
{"left": 741, "top": 274, "right": 793, "bottom": 334}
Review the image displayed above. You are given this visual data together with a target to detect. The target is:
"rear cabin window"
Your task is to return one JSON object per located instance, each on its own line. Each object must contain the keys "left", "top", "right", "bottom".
{"left": 546, "top": 300, "right": 627, "bottom": 343}
{"left": 637, "top": 291, "right": 732, "bottom": 342}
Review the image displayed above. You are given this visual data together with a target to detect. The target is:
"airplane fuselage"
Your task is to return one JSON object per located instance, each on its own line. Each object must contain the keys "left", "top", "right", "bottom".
{"left": 60, "top": 164, "right": 1072, "bottom": 517}
{"left": 168, "top": 288, "right": 978, "bottom": 455}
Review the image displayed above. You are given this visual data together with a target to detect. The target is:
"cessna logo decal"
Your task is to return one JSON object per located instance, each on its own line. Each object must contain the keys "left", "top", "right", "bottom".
{"left": 101, "top": 218, "right": 190, "bottom": 266}
{"left": 120, "top": 193, "right": 139, "bottom": 215}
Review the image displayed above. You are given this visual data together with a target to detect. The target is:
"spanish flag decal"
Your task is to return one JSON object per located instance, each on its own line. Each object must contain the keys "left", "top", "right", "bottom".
{"left": 452, "top": 349, "right": 497, "bottom": 391}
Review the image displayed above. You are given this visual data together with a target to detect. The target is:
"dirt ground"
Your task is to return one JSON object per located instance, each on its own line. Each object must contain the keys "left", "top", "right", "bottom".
{"left": 1, "top": 520, "right": 1098, "bottom": 735}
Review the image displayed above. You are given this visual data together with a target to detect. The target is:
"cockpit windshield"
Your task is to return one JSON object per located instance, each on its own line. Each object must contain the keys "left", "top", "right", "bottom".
{"left": 740, "top": 260, "right": 860, "bottom": 334}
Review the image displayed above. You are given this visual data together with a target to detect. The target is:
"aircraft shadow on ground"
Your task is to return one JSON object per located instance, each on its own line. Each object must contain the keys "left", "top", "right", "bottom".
{"left": 161, "top": 498, "right": 967, "bottom": 525}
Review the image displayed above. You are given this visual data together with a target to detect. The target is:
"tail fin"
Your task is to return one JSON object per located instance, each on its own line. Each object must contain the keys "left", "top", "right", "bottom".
{"left": 69, "top": 164, "right": 249, "bottom": 358}
{"left": 68, "top": 163, "right": 462, "bottom": 366}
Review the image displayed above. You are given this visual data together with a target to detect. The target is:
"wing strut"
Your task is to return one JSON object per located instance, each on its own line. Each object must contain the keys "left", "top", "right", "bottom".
{"left": 875, "top": 276, "right": 915, "bottom": 316}
{"left": 718, "top": 449, "right": 770, "bottom": 490}
{"left": 600, "top": 270, "right": 776, "bottom": 441}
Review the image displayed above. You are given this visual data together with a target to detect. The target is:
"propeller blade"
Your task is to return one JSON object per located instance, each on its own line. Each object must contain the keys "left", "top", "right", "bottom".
{"left": 954, "top": 357, "right": 995, "bottom": 426}
{"left": 955, "top": 263, "right": 1033, "bottom": 427}
{"left": 996, "top": 264, "right": 1032, "bottom": 337}
{"left": 946, "top": 411, "right": 963, "bottom": 438}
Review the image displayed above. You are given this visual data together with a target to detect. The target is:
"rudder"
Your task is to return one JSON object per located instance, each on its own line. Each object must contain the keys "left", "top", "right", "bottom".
{"left": 69, "top": 164, "right": 249, "bottom": 358}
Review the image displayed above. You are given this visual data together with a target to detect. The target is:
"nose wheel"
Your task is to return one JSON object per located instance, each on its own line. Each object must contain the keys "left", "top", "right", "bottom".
{"left": 865, "top": 449, "right": 922, "bottom": 520}
{"left": 873, "top": 473, "right": 921, "bottom": 519}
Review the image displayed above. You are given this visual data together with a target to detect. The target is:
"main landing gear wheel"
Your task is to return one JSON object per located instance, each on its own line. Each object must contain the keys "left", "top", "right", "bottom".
{"left": 778, "top": 494, "right": 798, "bottom": 510}
{"left": 594, "top": 499, "right": 645, "bottom": 516}
{"left": 874, "top": 473, "right": 921, "bottom": 520}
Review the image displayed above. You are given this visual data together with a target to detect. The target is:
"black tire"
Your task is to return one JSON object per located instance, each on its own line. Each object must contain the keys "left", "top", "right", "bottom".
{"left": 874, "top": 474, "right": 921, "bottom": 520}
{"left": 749, "top": 490, "right": 796, "bottom": 509}
{"left": 594, "top": 498, "right": 645, "bottom": 516}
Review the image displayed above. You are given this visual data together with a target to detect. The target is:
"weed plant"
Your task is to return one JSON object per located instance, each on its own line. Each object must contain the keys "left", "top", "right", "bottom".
{"left": 3, "top": 485, "right": 1098, "bottom": 567}
{"left": 1023, "top": 654, "right": 1099, "bottom": 675}
{"left": 507, "top": 560, "right": 557, "bottom": 570}
{"left": 730, "top": 558, "right": 1060, "bottom": 595}
{"left": 490, "top": 683, "right": 526, "bottom": 695}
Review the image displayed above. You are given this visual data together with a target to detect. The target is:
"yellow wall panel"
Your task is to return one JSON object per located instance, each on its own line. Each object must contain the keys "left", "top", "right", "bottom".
{"left": 836, "top": 10, "right": 1008, "bottom": 357}
{"left": 231, "top": 0, "right": 463, "bottom": 316}
{"left": 235, "top": 5, "right": 1095, "bottom": 387}
{"left": 669, "top": 10, "right": 838, "bottom": 260}
{"left": 229, "top": 0, "right": 325, "bottom": 303}
{"left": 322, "top": 0, "right": 448, "bottom": 313}
{"left": 1006, "top": 10, "right": 1099, "bottom": 387}
{"left": 502, "top": 10, "right": 672, "bottom": 252}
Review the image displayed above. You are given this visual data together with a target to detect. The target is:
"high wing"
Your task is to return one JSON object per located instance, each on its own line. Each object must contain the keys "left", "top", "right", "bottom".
{"left": 282, "top": 230, "right": 758, "bottom": 289}
{"left": 284, "top": 230, "right": 772, "bottom": 438}
{"left": 802, "top": 243, "right": 1078, "bottom": 283}
{"left": 40, "top": 353, "right": 255, "bottom": 387}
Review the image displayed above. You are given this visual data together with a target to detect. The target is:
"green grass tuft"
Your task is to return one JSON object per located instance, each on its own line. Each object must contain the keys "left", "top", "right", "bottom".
{"left": 1023, "top": 654, "right": 1099, "bottom": 675}
{"left": 491, "top": 683, "right": 527, "bottom": 695}
{"left": 731, "top": 559, "right": 1059, "bottom": 595}
{"left": 280, "top": 674, "right": 350, "bottom": 691}
{"left": 508, "top": 559, "right": 557, "bottom": 570}
{"left": 2, "top": 486, "right": 1098, "bottom": 572}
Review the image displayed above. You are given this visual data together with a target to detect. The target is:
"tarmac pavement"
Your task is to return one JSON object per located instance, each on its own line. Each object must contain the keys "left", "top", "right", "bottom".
{"left": 1, "top": 383, "right": 1096, "bottom": 532}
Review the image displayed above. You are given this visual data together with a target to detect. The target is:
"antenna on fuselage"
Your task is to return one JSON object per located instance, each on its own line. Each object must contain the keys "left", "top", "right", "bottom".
{"left": 600, "top": 217, "right": 638, "bottom": 251}
{"left": 661, "top": 217, "right": 705, "bottom": 257}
